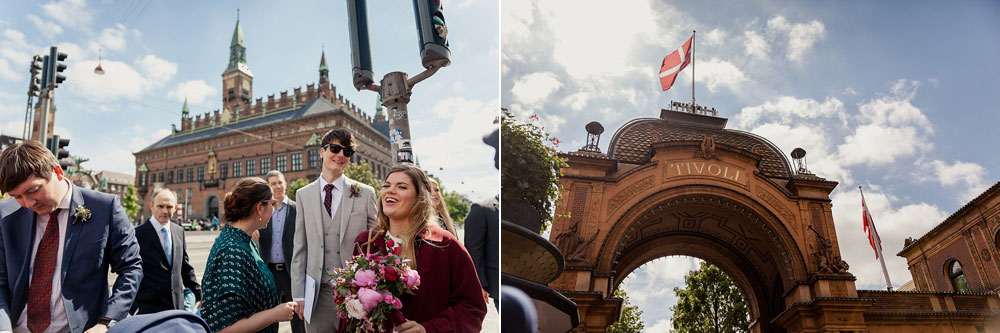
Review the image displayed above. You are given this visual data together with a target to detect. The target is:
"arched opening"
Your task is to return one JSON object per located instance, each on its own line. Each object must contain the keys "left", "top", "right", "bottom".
{"left": 205, "top": 194, "right": 220, "bottom": 220}
{"left": 596, "top": 187, "right": 807, "bottom": 333}
{"left": 617, "top": 255, "right": 752, "bottom": 332}
{"left": 948, "top": 260, "right": 970, "bottom": 293}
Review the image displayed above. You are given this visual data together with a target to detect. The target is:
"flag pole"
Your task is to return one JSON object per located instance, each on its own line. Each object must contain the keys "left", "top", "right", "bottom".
{"left": 860, "top": 185, "right": 894, "bottom": 291}
{"left": 691, "top": 30, "right": 696, "bottom": 112}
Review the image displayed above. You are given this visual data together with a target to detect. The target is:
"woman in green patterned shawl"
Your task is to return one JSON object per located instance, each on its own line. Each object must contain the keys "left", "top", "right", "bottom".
{"left": 201, "top": 177, "right": 298, "bottom": 332}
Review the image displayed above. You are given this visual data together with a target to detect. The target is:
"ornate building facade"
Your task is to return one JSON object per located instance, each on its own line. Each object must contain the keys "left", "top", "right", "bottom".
{"left": 545, "top": 104, "right": 999, "bottom": 332}
{"left": 133, "top": 17, "right": 391, "bottom": 221}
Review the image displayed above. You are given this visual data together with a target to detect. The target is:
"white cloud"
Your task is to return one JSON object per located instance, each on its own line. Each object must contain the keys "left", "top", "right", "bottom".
{"left": 0, "top": 58, "right": 18, "bottom": 81}
{"left": 750, "top": 123, "right": 852, "bottom": 184}
{"left": 97, "top": 24, "right": 129, "bottom": 52}
{"left": 544, "top": 0, "right": 657, "bottom": 78}
{"left": 928, "top": 160, "right": 989, "bottom": 202}
{"left": 1, "top": 29, "right": 42, "bottom": 65}
{"left": 860, "top": 79, "right": 932, "bottom": 132}
{"left": 681, "top": 57, "right": 749, "bottom": 93}
{"left": 743, "top": 30, "right": 769, "bottom": 58}
{"left": 831, "top": 189, "right": 948, "bottom": 289}
{"left": 559, "top": 92, "right": 590, "bottom": 111}
{"left": 735, "top": 96, "right": 847, "bottom": 129}
{"left": 414, "top": 97, "right": 499, "bottom": 201}
{"left": 41, "top": 0, "right": 94, "bottom": 30}
{"left": 766, "top": 16, "right": 826, "bottom": 63}
{"left": 135, "top": 54, "right": 177, "bottom": 85}
{"left": 26, "top": 14, "right": 63, "bottom": 40}
{"left": 703, "top": 28, "right": 726, "bottom": 46}
{"left": 836, "top": 124, "right": 929, "bottom": 166}
{"left": 168, "top": 80, "right": 217, "bottom": 105}
{"left": 621, "top": 256, "right": 702, "bottom": 329}
{"left": 510, "top": 72, "right": 562, "bottom": 107}
{"left": 645, "top": 319, "right": 672, "bottom": 333}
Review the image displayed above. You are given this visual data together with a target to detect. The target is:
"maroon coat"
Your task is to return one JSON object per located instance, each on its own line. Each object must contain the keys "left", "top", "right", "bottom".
{"left": 343, "top": 225, "right": 487, "bottom": 332}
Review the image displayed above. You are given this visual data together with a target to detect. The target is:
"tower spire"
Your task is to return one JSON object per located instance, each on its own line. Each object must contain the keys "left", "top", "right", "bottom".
{"left": 182, "top": 97, "right": 190, "bottom": 116}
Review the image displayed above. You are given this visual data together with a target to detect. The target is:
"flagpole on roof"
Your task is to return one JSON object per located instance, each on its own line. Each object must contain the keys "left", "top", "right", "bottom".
{"left": 691, "top": 30, "right": 696, "bottom": 112}
{"left": 860, "top": 185, "right": 894, "bottom": 291}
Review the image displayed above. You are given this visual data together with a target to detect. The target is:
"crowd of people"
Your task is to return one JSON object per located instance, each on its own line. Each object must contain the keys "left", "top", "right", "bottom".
{"left": 0, "top": 128, "right": 499, "bottom": 333}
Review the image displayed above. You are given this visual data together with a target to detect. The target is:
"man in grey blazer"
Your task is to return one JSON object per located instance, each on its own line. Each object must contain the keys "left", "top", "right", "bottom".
{"left": 291, "top": 129, "right": 377, "bottom": 332}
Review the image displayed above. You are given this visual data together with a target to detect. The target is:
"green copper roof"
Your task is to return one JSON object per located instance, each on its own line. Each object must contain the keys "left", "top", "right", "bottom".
{"left": 231, "top": 19, "right": 245, "bottom": 47}
{"left": 225, "top": 18, "right": 251, "bottom": 75}
{"left": 181, "top": 97, "right": 190, "bottom": 115}
{"left": 319, "top": 50, "right": 328, "bottom": 72}
{"left": 375, "top": 94, "right": 384, "bottom": 116}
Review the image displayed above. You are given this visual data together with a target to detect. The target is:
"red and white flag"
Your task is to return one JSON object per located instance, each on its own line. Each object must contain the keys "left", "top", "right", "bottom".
{"left": 659, "top": 35, "right": 693, "bottom": 91}
{"left": 861, "top": 193, "right": 883, "bottom": 259}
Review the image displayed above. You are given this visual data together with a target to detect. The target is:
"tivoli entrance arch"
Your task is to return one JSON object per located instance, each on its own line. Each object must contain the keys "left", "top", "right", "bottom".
{"left": 549, "top": 108, "right": 869, "bottom": 332}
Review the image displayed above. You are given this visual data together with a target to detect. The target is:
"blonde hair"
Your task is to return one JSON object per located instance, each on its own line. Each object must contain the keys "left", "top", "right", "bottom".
{"left": 428, "top": 177, "right": 458, "bottom": 237}
{"left": 371, "top": 163, "right": 437, "bottom": 269}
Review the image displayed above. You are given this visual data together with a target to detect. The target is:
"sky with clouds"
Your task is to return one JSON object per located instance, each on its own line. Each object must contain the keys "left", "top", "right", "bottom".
{"left": 503, "top": 0, "right": 999, "bottom": 330}
{"left": 0, "top": 0, "right": 499, "bottom": 201}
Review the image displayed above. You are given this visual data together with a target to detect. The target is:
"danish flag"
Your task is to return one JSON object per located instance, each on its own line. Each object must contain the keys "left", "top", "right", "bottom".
{"left": 659, "top": 35, "right": 693, "bottom": 91}
{"left": 861, "top": 192, "right": 883, "bottom": 259}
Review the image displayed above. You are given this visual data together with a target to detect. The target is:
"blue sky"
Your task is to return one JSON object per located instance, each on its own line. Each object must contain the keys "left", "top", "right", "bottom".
{"left": 503, "top": 0, "right": 999, "bottom": 331}
{"left": 0, "top": 0, "right": 499, "bottom": 201}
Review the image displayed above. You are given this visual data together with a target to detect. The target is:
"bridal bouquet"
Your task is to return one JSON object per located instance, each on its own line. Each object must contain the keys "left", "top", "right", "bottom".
{"left": 332, "top": 234, "right": 421, "bottom": 332}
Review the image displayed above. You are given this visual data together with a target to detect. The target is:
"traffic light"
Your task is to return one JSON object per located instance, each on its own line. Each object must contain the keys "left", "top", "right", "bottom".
{"left": 47, "top": 47, "right": 68, "bottom": 88}
{"left": 412, "top": 0, "right": 451, "bottom": 69}
{"left": 46, "top": 134, "right": 70, "bottom": 160}
{"left": 347, "top": 0, "right": 375, "bottom": 91}
{"left": 28, "top": 55, "right": 43, "bottom": 97}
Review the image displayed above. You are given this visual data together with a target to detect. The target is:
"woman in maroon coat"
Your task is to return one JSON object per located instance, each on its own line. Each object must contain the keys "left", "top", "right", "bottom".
{"left": 346, "top": 163, "right": 487, "bottom": 333}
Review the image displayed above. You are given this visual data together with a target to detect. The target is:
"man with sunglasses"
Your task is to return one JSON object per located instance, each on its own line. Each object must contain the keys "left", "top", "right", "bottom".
{"left": 290, "top": 129, "right": 377, "bottom": 332}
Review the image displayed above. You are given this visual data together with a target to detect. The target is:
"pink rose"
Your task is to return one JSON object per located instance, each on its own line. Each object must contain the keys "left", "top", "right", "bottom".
{"left": 357, "top": 288, "right": 382, "bottom": 312}
{"left": 402, "top": 268, "right": 420, "bottom": 288}
{"left": 353, "top": 269, "right": 377, "bottom": 287}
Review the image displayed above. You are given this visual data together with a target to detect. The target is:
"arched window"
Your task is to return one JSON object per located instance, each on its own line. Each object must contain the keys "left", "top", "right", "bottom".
{"left": 948, "top": 260, "right": 970, "bottom": 292}
{"left": 994, "top": 230, "right": 1000, "bottom": 249}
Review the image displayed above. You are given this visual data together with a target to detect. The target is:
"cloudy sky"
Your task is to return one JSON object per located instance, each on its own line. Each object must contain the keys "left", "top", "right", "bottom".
{"left": 0, "top": 0, "right": 499, "bottom": 201}
{"left": 503, "top": 0, "right": 999, "bottom": 330}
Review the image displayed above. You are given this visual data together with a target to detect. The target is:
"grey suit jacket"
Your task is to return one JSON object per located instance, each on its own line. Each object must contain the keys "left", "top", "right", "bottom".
{"left": 290, "top": 176, "right": 377, "bottom": 321}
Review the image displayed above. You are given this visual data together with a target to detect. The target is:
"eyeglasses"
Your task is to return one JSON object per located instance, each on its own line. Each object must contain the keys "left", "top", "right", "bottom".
{"left": 262, "top": 199, "right": 278, "bottom": 208}
{"left": 322, "top": 143, "right": 355, "bottom": 157}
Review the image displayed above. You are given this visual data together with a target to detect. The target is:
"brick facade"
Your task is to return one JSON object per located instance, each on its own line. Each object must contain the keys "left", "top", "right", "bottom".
{"left": 132, "top": 18, "right": 391, "bottom": 222}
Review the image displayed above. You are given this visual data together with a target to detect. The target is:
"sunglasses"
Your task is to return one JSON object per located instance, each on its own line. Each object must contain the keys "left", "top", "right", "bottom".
{"left": 322, "top": 143, "right": 355, "bottom": 157}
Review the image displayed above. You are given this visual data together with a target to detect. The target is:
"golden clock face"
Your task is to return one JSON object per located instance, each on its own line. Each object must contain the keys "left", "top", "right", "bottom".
{"left": 226, "top": 78, "right": 235, "bottom": 88}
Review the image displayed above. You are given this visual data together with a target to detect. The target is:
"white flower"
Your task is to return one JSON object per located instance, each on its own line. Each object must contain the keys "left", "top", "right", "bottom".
{"left": 346, "top": 299, "right": 365, "bottom": 319}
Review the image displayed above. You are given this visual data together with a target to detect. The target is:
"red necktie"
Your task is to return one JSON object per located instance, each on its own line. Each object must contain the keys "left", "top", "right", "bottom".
{"left": 28, "top": 209, "right": 60, "bottom": 333}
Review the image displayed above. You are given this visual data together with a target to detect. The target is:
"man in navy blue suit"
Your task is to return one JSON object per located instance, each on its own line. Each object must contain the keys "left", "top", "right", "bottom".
{"left": 0, "top": 141, "right": 143, "bottom": 333}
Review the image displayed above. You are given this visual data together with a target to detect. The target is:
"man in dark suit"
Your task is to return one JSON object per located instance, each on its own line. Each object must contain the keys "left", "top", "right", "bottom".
{"left": 259, "top": 170, "right": 304, "bottom": 333}
{"left": 0, "top": 141, "right": 143, "bottom": 332}
{"left": 132, "top": 188, "right": 201, "bottom": 315}
{"left": 465, "top": 196, "right": 499, "bottom": 309}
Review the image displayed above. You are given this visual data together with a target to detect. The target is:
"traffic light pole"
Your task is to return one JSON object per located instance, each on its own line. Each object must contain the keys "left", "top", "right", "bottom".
{"left": 38, "top": 87, "right": 52, "bottom": 142}
{"left": 347, "top": 0, "right": 450, "bottom": 164}
{"left": 370, "top": 67, "right": 441, "bottom": 163}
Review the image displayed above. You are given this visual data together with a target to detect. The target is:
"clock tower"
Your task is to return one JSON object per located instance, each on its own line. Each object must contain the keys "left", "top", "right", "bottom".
{"left": 223, "top": 12, "right": 253, "bottom": 115}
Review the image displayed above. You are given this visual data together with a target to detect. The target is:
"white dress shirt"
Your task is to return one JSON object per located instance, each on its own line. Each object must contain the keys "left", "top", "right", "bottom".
{"left": 319, "top": 174, "right": 345, "bottom": 220}
{"left": 150, "top": 217, "right": 172, "bottom": 264}
{"left": 14, "top": 179, "right": 72, "bottom": 333}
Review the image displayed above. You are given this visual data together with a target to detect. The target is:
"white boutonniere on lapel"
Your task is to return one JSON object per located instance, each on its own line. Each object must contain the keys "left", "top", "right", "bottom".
{"left": 350, "top": 183, "right": 360, "bottom": 198}
{"left": 73, "top": 205, "right": 92, "bottom": 224}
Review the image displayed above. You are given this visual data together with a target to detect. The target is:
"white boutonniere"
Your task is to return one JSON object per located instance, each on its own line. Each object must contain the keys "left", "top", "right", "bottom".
{"left": 73, "top": 205, "right": 92, "bottom": 224}
{"left": 350, "top": 183, "right": 361, "bottom": 198}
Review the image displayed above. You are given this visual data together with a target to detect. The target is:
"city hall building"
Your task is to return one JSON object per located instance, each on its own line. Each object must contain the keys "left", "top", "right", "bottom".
{"left": 540, "top": 103, "right": 999, "bottom": 332}
{"left": 133, "top": 18, "right": 391, "bottom": 221}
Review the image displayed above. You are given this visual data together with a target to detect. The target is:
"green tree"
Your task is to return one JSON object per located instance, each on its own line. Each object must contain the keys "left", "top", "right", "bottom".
{"left": 122, "top": 184, "right": 141, "bottom": 220}
{"left": 608, "top": 288, "right": 645, "bottom": 333}
{"left": 500, "top": 109, "right": 568, "bottom": 233}
{"left": 443, "top": 190, "right": 470, "bottom": 227}
{"left": 287, "top": 178, "right": 309, "bottom": 202}
{"left": 671, "top": 262, "right": 749, "bottom": 333}
{"left": 345, "top": 161, "right": 381, "bottom": 195}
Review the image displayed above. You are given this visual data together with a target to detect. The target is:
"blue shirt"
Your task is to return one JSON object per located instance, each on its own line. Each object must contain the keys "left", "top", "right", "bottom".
{"left": 268, "top": 198, "right": 289, "bottom": 264}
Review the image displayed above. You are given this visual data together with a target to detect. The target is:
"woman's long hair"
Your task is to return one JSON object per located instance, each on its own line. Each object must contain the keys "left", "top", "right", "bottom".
{"left": 372, "top": 163, "right": 437, "bottom": 269}
{"left": 428, "top": 178, "right": 458, "bottom": 237}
